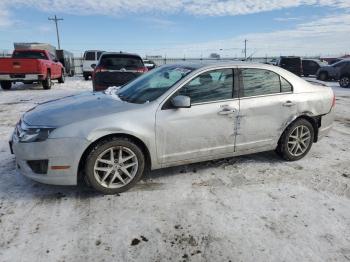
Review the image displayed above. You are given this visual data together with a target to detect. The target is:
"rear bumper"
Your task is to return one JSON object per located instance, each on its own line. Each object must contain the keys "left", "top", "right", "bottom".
{"left": 0, "top": 74, "right": 44, "bottom": 81}
{"left": 318, "top": 108, "right": 335, "bottom": 140}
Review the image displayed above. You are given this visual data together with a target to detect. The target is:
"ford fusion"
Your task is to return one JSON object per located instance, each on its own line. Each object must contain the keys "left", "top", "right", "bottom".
{"left": 10, "top": 63, "right": 335, "bottom": 194}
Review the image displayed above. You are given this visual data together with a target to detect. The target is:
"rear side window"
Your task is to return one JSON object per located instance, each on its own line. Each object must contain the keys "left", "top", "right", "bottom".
{"left": 84, "top": 52, "right": 95, "bottom": 61}
{"left": 240, "top": 68, "right": 292, "bottom": 97}
{"left": 100, "top": 55, "right": 144, "bottom": 70}
{"left": 97, "top": 52, "right": 103, "bottom": 60}
{"left": 12, "top": 51, "right": 48, "bottom": 60}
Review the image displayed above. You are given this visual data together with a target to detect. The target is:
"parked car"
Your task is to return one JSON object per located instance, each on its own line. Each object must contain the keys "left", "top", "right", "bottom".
{"left": 276, "top": 56, "right": 302, "bottom": 76}
{"left": 143, "top": 59, "right": 157, "bottom": 70}
{"left": 0, "top": 49, "right": 64, "bottom": 90}
{"left": 56, "top": 49, "right": 75, "bottom": 76}
{"left": 82, "top": 50, "right": 104, "bottom": 80}
{"left": 316, "top": 59, "right": 350, "bottom": 81}
{"left": 10, "top": 62, "right": 335, "bottom": 194}
{"left": 339, "top": 62, "right": 350, "bottom": 88}
{"left": 92, "top": 52, "right": 148, "bottom": 91}
{"left": 302, "top": 59, "right": 326, "bottom": 77}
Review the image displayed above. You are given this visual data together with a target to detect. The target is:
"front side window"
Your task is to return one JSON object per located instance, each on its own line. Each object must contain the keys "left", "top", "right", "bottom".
{"left": 179, "top": 69, "right": 233, "bottom": 104}
{"left": 12, "top": 51, "right": 48, "bottom": 60}
{"left": 240, "top": 68, "right": 292, "bottom": 97}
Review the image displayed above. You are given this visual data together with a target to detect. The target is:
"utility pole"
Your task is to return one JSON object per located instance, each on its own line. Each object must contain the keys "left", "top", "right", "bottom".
{"left": 244, "top": 39, "right": 248, "bottom": 60}
{"left": 48, "top": 15, "right": 63, "bottom": 49}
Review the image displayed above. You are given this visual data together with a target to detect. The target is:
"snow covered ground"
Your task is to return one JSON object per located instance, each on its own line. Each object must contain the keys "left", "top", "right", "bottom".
{"left": 0, "top": 77, "right": 349, "bottom": 262}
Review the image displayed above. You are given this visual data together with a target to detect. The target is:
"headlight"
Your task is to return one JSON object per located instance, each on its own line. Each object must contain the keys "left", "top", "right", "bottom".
{"left": 16, "top": 121, "right": 55, "bottom": 143}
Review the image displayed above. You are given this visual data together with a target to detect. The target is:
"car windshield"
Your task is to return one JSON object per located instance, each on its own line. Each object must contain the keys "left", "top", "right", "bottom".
{"left": 100, "top": 55, "right": 144, "bottom": 70}
{"left": 116, "top": 65, "right": 194, "bottom": 104}
{"left": 12, "top": 51, "right": 47, "bottom": 59}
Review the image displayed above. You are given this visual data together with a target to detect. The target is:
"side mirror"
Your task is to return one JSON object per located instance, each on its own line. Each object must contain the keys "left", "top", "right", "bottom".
{"left": 91, "top": 64, "right": 96, "bottom": 69}
{"left": 171, "top": 95, "right": 191, "bottom": 108}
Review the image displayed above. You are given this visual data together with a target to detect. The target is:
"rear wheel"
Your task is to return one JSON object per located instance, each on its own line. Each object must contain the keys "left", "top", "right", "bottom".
{"left": 339, "top": 75, "right": 350, "bottom": 88}
{"left": 276, "top": 119, "right": 314, "bottom": 161}
{"left": 58, "top": 70, "right": 65, "bottom": 83}
{"left": 42, "top": 71, "right": 52, "bottom": 89}
{"left": 85, "top": 137, "right": 145, "bottom": 194}
{"left": 0, "top": 81, "right": 12, "bottom": 90}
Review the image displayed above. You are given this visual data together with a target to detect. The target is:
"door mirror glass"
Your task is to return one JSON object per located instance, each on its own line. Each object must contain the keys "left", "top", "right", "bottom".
{"left": 171, "top": 95, "right": 191, "bottom": 108}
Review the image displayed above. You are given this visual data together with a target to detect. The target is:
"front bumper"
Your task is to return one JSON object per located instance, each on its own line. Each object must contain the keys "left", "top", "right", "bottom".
{"left": 0, "top": 74, "right": 44, "bottom": 81}
{"left": 11, "top": 135, "right": 90, "bottom": 186}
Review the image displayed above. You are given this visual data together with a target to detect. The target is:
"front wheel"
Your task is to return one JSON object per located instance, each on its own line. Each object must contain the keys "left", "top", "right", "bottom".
{"left": 276, "top": 119, "right": 314, "bottom": 161}
{"left": 0, "top": 81, "right": 12, "bottom": 90}
{"left": 318, "top": 72, "right": 328, "bottom": 81}
{"left": 85, "top": 137, "right": 145, "bottom": 194}
{"left": 339, "top": 76, "right": 350, "bottom": 88}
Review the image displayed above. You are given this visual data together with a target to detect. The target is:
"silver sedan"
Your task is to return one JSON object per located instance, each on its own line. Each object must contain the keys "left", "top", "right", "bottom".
{"left": 10, "top": 62, "right": 335, "bottom": 194}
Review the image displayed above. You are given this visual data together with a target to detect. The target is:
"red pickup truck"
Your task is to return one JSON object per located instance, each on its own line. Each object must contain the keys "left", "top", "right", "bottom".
{"left": 0, "top": 49, "right": 65, "bottom": 90}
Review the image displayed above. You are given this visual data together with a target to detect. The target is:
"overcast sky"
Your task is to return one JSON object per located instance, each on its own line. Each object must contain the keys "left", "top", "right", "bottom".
{"left": 0, "top": 0, "right": 349, "bottom": 58}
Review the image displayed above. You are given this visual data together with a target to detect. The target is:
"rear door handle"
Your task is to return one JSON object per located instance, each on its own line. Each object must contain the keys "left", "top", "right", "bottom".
{"left": 283, "top": 101, "right": 296, "bottom": 107}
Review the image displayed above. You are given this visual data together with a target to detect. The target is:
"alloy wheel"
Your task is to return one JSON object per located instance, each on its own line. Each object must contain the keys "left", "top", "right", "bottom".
{"left": 93, "top": 146, "right": 138, "bottom": 189}
{"left": 340, "top": 77, "right": 350, "bottom": 88}
{"left": 287, "top": 125, "right": 311, "bottom": 157}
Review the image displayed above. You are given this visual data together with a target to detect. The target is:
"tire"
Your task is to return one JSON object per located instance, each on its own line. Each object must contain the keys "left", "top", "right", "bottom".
{"left": 318, "top": 72, "right": 328, "bottom": 81}
{"left": 58, "top": 70, "right": 65, "bottom": 83}
{"left": 83, "top": 73, "right": 89, "bottom": 81}
{"left": 339, "top": 75, "right": 350, "bottom": 88}
{"left": 0, "top": 81, "right": 12, "bottom": 90}
{"left": 304, "top": 74, "right": 309, "bottom": 77}
{"left": 276, "top": 118, "right": 314, "bottom": 161}
{"left": 85, "top": 137, "right": 146, "bottom": 194}
{"left": 42, "top": 71, "right": 52, "bottom": 90}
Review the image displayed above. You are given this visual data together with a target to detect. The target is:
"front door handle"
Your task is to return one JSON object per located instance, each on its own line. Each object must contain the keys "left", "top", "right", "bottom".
{"left": 283, "top": 101, "right": 296, "bottom": 107}
{"left": 218, "top": 107, "right": 236, "bottom": 115}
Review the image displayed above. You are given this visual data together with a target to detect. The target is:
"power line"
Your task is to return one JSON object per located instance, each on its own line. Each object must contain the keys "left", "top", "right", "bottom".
{"left": 48, "top": 15, "right": 64, "bottom": 49}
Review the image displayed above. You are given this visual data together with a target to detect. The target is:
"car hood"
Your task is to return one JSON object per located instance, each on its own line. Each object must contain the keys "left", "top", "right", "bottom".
{"left": 23, "top": 91, "right": 134, "bottom": 127}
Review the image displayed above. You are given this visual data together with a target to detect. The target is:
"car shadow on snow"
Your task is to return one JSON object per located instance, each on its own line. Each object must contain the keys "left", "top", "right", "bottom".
{"left": 2, "top": 151, "right": 282, "bottom": 199}
{"left": 143, "top": 150, "right": 282, "bottom": 181}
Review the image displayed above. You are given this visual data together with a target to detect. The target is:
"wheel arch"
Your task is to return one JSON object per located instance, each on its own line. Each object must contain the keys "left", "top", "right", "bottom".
{"left": 280, "top": 114, "right": 321, "bottom": 144}
{"left": 77, "top": 133, "right": 152, "bottom": 182}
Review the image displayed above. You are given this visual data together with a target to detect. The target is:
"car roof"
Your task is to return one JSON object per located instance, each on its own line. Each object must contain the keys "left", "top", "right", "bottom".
{"left": 100, "top": 52, "right": 142, "bottom": 58}
{"left": 84, "top": 50, "right": 105, "bottom": 52}
{"left": 163, "top": 61, "right": 280, "bottom": 70}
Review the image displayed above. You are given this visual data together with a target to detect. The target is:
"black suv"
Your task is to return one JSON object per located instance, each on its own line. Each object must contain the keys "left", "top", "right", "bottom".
{"left": 302, "top": 59, "right": 325, "bottom": 77}
{"left": 92, "top": 52, "right": 148, "bottom": 91}
{"left": 276, "top": 56, "right": 302, "bottom": 76}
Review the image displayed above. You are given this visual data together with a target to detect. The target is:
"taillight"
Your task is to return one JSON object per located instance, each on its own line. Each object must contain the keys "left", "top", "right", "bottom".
{"left": 136, "top": 67, "right": 148, "bottom": 73}
{"left": 332, "top": 93, "right": 336, "bottom": 108}
{"left": 94, "top": 66, "right": 107, "bottom": 73}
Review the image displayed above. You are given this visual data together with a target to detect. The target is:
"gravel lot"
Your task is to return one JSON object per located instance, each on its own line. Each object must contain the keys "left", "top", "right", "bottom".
{"left": 0, "top": 77, "right": 349, "bottom": 262}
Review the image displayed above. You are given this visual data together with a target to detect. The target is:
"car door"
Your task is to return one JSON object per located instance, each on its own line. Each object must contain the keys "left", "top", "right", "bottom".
{"left": 236, "top": 67, "right": 297, "bottom": 152}
{"left": 155, "top": 68, "right": 239, "bottom": 164}
{"left": 50, "top": 53, "right": 60, "bottom": 77}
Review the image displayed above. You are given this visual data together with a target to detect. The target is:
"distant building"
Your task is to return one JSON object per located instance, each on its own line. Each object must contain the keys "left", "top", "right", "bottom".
{"left": 209, "top": 53, "right": 220, "bottom": 59}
